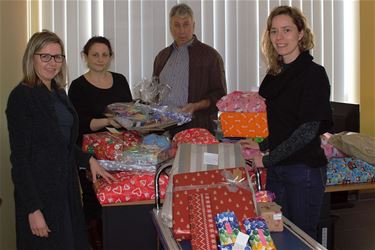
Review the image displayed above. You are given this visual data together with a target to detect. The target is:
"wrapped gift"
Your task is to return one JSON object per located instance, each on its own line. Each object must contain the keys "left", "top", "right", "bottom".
{"left": 172, "top": 167, "right": 257, "bottom": 240}
{"left": 95, "top": 171, "right": 169, "bottom": 205}
{"left": 220, "top": 112, "right": 268, "bottom": 138}
{"left": 255, "top": 191, "right": 275, "bottom": 203}
{"left": 161, "top": 143, "right": 247, "bottom": 228}
{"left": 188, "top": 193, "right": 217, "bottom": 250}
{"left": 257, "top": 202, "right": 283, "bottom": 232}
{"left": 216, "top": 91, "right": 266, "bottom": 113}
{"left": 82, "top": 131, "right": 141, "bottom": 160}
{"left": 243, "top": 218, "right": 276, "bottom": 250}
{"left": 215, "top": 211, "right": 240, "bottom": 247}
{"left": 97, "top": 160, "right": 156, "bottom": 172}
{"left": 326, "top": 157, "right": 375, "bottom": 185}
{"left": 172, "top": 128, "right": 219, "bottom": 148}
{"left": 121, "top": 145, "right": 173, "bottom": 166}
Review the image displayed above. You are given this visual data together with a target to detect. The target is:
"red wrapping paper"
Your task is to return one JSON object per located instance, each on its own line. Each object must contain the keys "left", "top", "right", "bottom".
{"left": 95, "top": 171, "right": 168, "bottom": 205}
{"left": 172, "top": 167, "right": 256, "bottom": 240}
{"left": 172, "top": 128, "right": 219, "bottom": 147}
{"left": 188, "top": 193, "right": 217, "bottom": 250}
{"left": 82, "top": 131, "right": 141, "bottom": 160}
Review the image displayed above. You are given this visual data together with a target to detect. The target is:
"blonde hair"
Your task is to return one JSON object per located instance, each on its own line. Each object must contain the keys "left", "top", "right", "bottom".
{"left": 261, "top": 6, "right": 314, "bottom": 75}
{"left": 22, "top": 30, "right": 67, "bottom": 89}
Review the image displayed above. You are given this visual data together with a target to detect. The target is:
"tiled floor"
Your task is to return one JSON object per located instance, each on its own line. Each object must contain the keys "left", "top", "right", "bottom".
{"left": 331, "top": 191, "right": 375, "bottom": 250}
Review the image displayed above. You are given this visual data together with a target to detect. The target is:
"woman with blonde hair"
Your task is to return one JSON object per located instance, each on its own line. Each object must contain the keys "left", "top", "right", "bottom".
{"left": 248, "top": 6, "right": 332, "bottom": 239}
{"left": 6, "top": 30, "right": 114, "bottom": 250}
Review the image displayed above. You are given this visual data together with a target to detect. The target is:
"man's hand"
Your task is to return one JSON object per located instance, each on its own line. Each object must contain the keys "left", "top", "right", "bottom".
{"left": 181, "top": 99, "right": 210, "bottom": 114}
{"left": 181, "top": 103, "right": 197, "bottom": 114}
{"left": 28, "top": 210, "right": 51, "bottom": 237}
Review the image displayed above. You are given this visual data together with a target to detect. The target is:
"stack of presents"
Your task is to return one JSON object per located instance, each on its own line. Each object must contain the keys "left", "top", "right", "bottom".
{"left": 82, "top": 90, "right": 375, "bottom": 249}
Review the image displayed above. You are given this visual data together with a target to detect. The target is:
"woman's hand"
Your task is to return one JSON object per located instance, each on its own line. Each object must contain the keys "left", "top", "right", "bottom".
{"left": 239, "top": 139, "right": 260, "bottom": 150}
{"left": 252, "top": 153, "right": 265, "bottom": 168}
{"left": 107, "top": 117, "right": 122, "bottom": 129}
{"left": 89, "top": 157, "right": 116, "bottom": 184}
{"left": 28, "top": 209, "right": 51, "bottom": 237}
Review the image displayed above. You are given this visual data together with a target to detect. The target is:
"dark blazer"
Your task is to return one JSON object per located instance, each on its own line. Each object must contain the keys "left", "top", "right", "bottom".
{"left": 153, "top": 35, "right": 227, "bottom": 135}
{"left": 6, "top": 82, "right": 90, "bottom": 250}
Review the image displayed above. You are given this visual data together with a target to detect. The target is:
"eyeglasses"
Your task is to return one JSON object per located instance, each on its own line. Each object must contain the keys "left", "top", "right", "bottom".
{"left": 35, "top": 53, "right": 65, "bottom": 63}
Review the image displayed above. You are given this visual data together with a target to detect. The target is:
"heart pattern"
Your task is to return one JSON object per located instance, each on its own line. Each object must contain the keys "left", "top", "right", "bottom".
{"left": 95, "top": 171, "right": 168, "bottom": 205}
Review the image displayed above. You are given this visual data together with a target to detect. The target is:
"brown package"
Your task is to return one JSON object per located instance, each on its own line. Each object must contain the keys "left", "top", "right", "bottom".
{"left": 257, "top": 202, "right": 283, "bottom": 232}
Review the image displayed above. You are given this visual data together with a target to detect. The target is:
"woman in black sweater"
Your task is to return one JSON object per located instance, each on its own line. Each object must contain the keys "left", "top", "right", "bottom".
{"left": 68, "top": 36, "right": 132, "bottom": 250}
{"left": 248, "top": 6, "right": 332, "bottom": 239}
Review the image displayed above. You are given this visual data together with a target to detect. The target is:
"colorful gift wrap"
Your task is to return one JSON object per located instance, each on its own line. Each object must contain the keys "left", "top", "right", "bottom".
{"left": 172, "top": 167, "right": 257, "bottom": 241}
{"left": 97, "top": 160, "right": 157, "bottom": 172}
{"left": 82, "top": 131, "right": 141, "bottom": 160}
{"left": 121, "top": 145, "right": 173, "bottom": 166}
{"left": 326, "top": 157, "right": 375, "bottom": 185}
{"left": 220, "top": 112, "right": 268, "bottom": 138}
{"left": 95, "top": 171, "right": 168, "bottom": 205}
{"left": 216, "top": 91, "right": 267, "bottom": 113}
{"left": 215, "top": 211, "right": 241, "bottom": 246}
{"left": 255, "top": 191, "right": 275, "bottom": 203}
{"left": 243, "top": 218, "right": 276, "bottom": 250}
{"left": 188, "top": 193, "right": 218, "bottom": 250}
{"left": 257, "top": 202, "right": 283, "bottom": 232}
{"left": 172, "top": 128, "right": 219, "bottom": 148}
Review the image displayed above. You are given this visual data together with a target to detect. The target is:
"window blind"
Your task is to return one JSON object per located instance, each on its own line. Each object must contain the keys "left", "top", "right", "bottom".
{"left": 27, "top": 0, "right": 359, "bottom": 103}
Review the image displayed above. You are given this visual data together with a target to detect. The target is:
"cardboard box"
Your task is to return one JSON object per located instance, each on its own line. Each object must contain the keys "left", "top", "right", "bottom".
{"left": 257, "top": 202, "right": 283, "bottom": 232}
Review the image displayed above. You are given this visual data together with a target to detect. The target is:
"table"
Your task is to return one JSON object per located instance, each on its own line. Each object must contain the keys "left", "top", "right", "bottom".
{"left": 325, "top": 182, "right": 375, "bottom": 192}
{"left": 102, "top": 200, "right": 158, "bottom": 250}
{"left": 319, "top": 182, "right": 375, "bottom": 248}
{"left": 151, "top": 208, "right": 327, "bottom": 250}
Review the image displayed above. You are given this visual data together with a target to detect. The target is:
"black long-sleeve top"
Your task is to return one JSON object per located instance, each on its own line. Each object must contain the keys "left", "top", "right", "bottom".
{"left": 68, "top": 72, "right": 133, "bottom": 145}
{"left": 259, "top": 51, "right": 332, "bottom": 167}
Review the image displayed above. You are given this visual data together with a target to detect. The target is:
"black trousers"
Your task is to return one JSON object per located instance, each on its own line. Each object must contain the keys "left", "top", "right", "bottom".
{"left": 79, "top": 170, "right": 102, "bottom": 222}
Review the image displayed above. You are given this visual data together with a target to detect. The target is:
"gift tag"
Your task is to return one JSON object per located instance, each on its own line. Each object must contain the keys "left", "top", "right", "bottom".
{"left": 233, "top": 231, "right": 250, "bottom": 250}
{"left": 203, "top": 152, "right": 219, "bottom": 165}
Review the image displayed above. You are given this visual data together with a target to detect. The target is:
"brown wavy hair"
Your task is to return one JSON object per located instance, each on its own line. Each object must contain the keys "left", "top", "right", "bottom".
{"left": 261, "top": 6, "right": 314, "bottom": 75}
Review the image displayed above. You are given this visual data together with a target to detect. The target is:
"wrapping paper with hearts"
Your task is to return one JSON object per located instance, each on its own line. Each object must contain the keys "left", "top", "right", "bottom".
{"left": 172, "top": 167, "right": 256, "bottom": 241}
{"left": 95, "top": 171, "right": 169, "bottom": 205}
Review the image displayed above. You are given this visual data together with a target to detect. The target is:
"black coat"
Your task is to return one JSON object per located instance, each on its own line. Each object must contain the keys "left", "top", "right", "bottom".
{"left": 6, "top": 82, "right": 90, "bottom": 250}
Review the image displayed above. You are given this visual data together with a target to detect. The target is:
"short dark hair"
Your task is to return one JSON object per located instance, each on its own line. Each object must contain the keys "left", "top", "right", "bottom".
{"left": 82, "top": 36, "right": 113, "bottom": 56}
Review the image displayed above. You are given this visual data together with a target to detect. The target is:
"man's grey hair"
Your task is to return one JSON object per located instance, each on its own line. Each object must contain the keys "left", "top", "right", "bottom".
{"left": 169, "top": 3, "right": 194, "bottom": 25}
